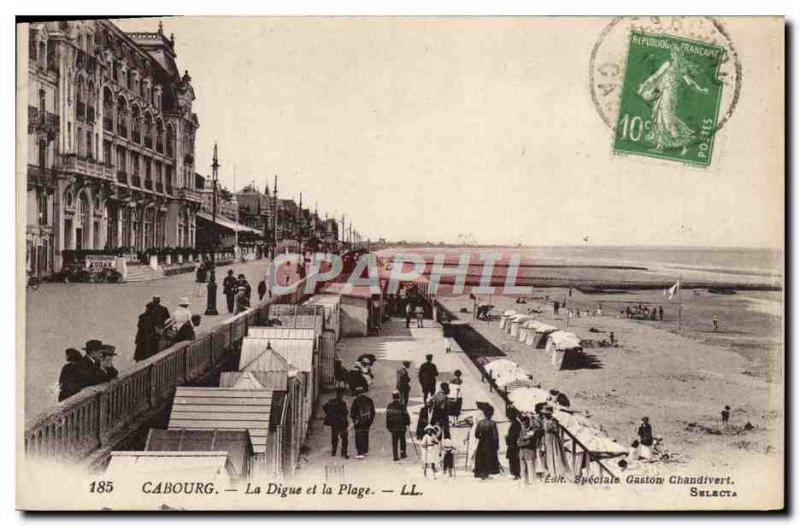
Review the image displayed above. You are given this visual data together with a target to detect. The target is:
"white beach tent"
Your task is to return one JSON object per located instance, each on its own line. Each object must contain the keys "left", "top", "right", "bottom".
{"left": 523, "top": 321, "right": 559, "bottom": 348}
{"left": 509, "top": 314, "right": 534, "bottom": 338}
{"left": 507, "top": 387, "right": 551, "bottom": 412}
{"left": 483, "top": 358, "right": 523, "bottom": 380}
{"left": 500, "top": 310, "right": 518, "bottom": 330}
{"left": 546, "top": 331, "right": 583, "bottom": 370}
{"left": 494, "top": 368, "right": 536, "bottom": 391}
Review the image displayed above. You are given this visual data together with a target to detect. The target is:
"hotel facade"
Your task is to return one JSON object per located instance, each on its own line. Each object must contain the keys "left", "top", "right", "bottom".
{"left": 25, "top": 19, "right": 203, "bottom": 276}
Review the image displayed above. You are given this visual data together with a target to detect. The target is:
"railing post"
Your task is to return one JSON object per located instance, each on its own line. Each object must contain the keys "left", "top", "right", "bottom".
{"left": 98, "top": 391, "right": 110, "bottom": 447}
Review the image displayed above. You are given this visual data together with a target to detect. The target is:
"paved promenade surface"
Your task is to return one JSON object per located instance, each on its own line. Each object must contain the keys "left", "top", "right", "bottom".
{"left": 24, "top": 260, "right": 275, "bottom": 420}
{"left": 295, "top": 318, "right": 518, "bottom": 500}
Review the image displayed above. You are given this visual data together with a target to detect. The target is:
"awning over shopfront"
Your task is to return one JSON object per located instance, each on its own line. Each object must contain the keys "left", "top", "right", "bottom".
{"left": 196, "top": 211, "right": 262, "bottom": 235}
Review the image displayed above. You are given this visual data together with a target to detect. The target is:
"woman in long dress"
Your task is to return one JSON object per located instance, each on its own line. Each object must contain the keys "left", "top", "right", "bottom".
{"left": 636, "top": 48, "right": 710, "bottom": 153}
{"left": 473, "top": 404, "right": 501, "bottom": 479}
{"left": 540, "top": 405, "right": 570, "bottom": 477}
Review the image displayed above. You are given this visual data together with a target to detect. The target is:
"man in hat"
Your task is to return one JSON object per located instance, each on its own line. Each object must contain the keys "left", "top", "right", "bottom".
{"left": 222, "top": 269, "right": 238, "bottom": 314}
{"left": 350, "top": 386, "right": 376, "bottom": 459}
{"left": 237, "top": 273, "right": 252, "bottom": 302}
{"left": 79, "top": 339, "right": 114, "bottom": 388}
{"left": 428, "top": 382, "right": 451, "bottom": 439}
{"left": 147, "top": 295, "right": 171, "bottom": 348}
{"left": 386, "top": 391, "right": 410, "bottom": 461}
{"left": 637, "top": 416, "right": 654, "bottom": 459}
{"left": 322, "top": 388, "right": 350, "bottom": 459}
{"left": 418, "top": 354, "right": 438, "bottom": 404}
{"left": 98, "top": 344, "right": 119, "bottom": 381}
{"left": 396, "top": 360, "right": 412, "bottom": 407}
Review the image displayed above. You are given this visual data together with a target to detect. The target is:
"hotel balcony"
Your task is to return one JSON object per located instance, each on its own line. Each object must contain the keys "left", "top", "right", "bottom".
{"left": 178, "top": 187, "right": 204, "bottom": 204}
{"left": 56, "top": 154, "right": 114, "bottom": 182}
{"left": 27, "top": 164, "right": 57, "bottom": 189}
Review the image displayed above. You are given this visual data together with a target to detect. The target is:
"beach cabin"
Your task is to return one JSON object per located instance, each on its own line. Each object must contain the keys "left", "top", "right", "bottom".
{"left": 523, "top": 321, "right": 559, "bottom": 348}
{"left": 167, "top": 387, "right": 277, "bottom": 476}
{"left": 245, "top": 328, "right": 319, "bottom": 401}
{"left": 304, "top": 294, "right": 342, "bottom": 342}
{"left": 546, "top": 331, "right": 583, "bottom": 370}
{"left": 500, "top": 310, "right": 518, "bottom": 330}
{"left": 144, "top": 428, "right": 253, "bottom": 483}
{"left": 509, "top": 315, "right": 534, "bottom": 338}
{"left": 105, "top": 451, "right": 237, "bottom": 488}
{"left": 239, "top": 342, "right": 312, "bottom": 465}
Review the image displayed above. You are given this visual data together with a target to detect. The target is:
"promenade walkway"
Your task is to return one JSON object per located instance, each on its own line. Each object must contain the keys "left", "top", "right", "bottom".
{"left": 295, "top": 318, "right": 514, "bottom": 489}
{"left": 25, "top": 258, "right": 296, "bottom": 420}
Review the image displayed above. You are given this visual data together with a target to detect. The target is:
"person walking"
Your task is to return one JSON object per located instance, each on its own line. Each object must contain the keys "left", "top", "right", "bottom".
{"left": 257, "top": 278, "right": 267, "bottom": 301}
{"left": 712, "top": 314, "right": 720, "bottom": 332}
{"left": 323, "top": 388, "right": 350, "bottom": 459}
{"left": 505, "top": 405, "right": 522, "bottom": 480}
{"left": 658, "top": 305, "right": 664, "bottom": 321}
{"left": 553, "top": 301, "right": 560, "bottom": 316}
{"left": 57, "top": 348, "right": 86, "bottom": 401}
{"left": 418, "top": 354, "right": 438, "bottom": 404}
{"left": 420, "top": 425, "right": 442, "bottom": 479}
{"left": 386, "top": 392, "right": 410, "bottom": 461}
{"left": 396, "top": 360, "right": 412, "bottom": 407}
{"left": 350, "top": 386, "right": 376, "bottom": 459}
{"left": 518, "top": 409, "right": 544, "bottom": 484}
{"left": 222, "top": 270, "right": 238, "bottom": 314}
{"left": 237, "top": 274, "right": 252, "bottom": 302}
{"left": 637, "top": 416, "right": 655, "bottom": 459}
{"left": 405, "top": 301, "right": 413, "bottom": 328}
{"left": 473, "top": 403, "right": 501, "bottom": 480}
{"left": 428, "top": 383, "right": 451, "bottom": 439}
{"left": 147, "top": 295, "right": 171, "bottom": 349}
{"left": 171, "top": 297, "right": 194, "bottom": 341}
{"left": 415, "top": 303, "right": 424, "bottom": 328}
{"left": 540, "top": 405, "right": 569, "bottom": 477}
{"left": 235, "top": 285, "right": 250, "bottom": 314}
{"left": 721, "top": 405, "right": 731, "bottom": 429}
{"left": 134, "top": 303, "right": 158, "bottom": 362}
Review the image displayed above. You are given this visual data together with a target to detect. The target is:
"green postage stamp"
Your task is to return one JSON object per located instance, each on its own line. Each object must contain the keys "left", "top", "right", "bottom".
{"left": 613, "top": 31, "right": 725, "bottom": 167}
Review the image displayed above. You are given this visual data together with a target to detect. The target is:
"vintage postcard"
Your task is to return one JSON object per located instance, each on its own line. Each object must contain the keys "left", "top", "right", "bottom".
{"left": 16, "top": 16, "right": 784, "bottom": 511}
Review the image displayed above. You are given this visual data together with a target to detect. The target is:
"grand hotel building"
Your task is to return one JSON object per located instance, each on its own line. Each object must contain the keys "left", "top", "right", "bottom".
{"left": 25, "top": 19, "right": 203, "bottom": 276}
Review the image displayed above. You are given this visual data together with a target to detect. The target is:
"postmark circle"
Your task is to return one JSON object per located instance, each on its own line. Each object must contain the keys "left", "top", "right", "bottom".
{"left": 589, "top": 16, "right": 742, "bottom": 132}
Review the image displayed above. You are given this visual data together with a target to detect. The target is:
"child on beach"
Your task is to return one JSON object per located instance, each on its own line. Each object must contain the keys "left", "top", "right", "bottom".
{"left": 420, "top": 425, "right": 442, "bottom": 478}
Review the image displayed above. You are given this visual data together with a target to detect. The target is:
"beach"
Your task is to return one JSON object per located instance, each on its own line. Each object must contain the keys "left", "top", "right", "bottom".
{"left": 438, "top": 284, "right": 783, "bottom": 477}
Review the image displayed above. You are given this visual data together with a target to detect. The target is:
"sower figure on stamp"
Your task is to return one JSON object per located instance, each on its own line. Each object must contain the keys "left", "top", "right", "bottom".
{"left": 323, "top": 388, "right": 350, "bottom": 459}
{"left": 350, "top": 386, "right": 376, "bottom": 459}
{"left": 386, "top": 391, "right": 410, "bottom": 461}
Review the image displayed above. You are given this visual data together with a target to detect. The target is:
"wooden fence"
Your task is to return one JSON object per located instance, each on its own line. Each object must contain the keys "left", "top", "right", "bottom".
{"left": 24, "top": 298, "right": 281, "bottom": 463}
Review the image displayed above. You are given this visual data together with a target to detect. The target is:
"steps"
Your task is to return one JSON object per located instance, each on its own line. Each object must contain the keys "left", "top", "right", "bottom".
{"left": 124, "top": 263, "right": 166, "bottom": 282}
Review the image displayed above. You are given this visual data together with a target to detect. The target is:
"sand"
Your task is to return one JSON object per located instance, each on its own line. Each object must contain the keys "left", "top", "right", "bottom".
{"left": 439, "top": 286, "right": 783, "bottom": 476}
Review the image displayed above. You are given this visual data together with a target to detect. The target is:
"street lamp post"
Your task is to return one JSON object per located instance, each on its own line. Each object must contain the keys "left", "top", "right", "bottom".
{"left": 205, "top": 143, "right": 220, "bottom": 316}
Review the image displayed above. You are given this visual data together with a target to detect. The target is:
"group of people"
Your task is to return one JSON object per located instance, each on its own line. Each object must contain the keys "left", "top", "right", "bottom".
{"left": 57, "top": 339, "right": 119, "bottom": 401}
{"left": 134, "top": 295, "right": 201, "bottom": 362}
{"left": 503, "top": 402, "right": 570, "bottom": 482}
{"left": 222, "top": 270, "right": 254, "bottom": 314}
{"left": 323, "top": 387, "right": 411, "bottom": 461}
{"left": 623, "top": 304, "right": 664, "bottom": 321}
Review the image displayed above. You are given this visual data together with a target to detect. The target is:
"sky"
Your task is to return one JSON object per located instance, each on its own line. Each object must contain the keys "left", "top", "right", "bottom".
{"left": 114, "top": 16, "right": 783, "bottom": 248}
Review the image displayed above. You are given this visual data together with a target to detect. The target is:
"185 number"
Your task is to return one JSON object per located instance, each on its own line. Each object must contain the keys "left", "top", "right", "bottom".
{"left": 89, "top": 481, "right": 114, "bottom": 493}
